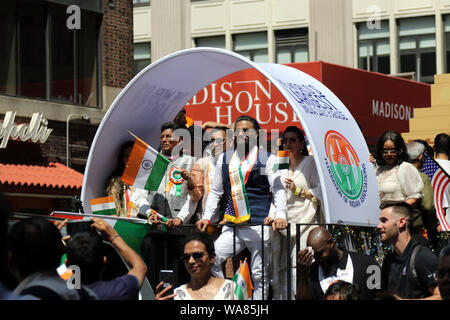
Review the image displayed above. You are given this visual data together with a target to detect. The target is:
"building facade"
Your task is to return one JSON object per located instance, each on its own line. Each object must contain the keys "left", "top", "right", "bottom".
{"left": 133, "top": 0, "right": 450, "bottom": 84}
{"left": 0, "top": 0, "right": 134, "bottom": 213}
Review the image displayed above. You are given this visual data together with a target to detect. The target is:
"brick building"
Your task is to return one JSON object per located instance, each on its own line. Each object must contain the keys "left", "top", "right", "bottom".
{"left": 0, "top": 0, "right": 134, "bottom": 214}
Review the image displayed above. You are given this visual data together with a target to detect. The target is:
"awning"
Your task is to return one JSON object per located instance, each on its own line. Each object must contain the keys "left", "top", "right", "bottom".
{"left": 0, "top": 162, "right": 83, "bottom": 194}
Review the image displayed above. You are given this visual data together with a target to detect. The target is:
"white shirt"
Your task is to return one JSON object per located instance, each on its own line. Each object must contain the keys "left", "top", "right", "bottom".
{"left": 202, "top": 149, "right": 287, "bottom": 221}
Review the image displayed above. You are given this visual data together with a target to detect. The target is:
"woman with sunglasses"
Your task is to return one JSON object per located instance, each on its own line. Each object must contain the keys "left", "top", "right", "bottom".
{"left": 265, "top": 126, "right": 323, "bottom": 300}
{"left": 173, "top": 232, "right": 238, "bottom": 300}
{"left": 374, "top": 131, "right": 423, "bottom": 206}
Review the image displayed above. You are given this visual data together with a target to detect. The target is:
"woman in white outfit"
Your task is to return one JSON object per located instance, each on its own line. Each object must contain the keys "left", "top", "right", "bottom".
{"left": 373, "top": 131, "right": 423, "bottom": 205}
{"left": 266, "top": 126, "right": 324, "bottom": 300}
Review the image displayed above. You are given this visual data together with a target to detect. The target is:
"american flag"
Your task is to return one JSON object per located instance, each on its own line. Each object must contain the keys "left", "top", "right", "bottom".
{"left": 421, "top": 153, "right": 450, "bottom": 231}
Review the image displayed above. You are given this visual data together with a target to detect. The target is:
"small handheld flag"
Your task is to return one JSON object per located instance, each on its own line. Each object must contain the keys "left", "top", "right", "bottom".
{"left": 51, "top": 212, "right": 152, "bottom": 256}
{"left": 232, "top": 259, "right": 253, "bottom": 300}
{"left": 90, "top": 196, "right": 116, "bottom": 216}
{"left": 273, "top": 150, "right": 289, "bottom": 172}
{"left": 421, "top": 153, "right": 450, "bottom": 231}
{"left": 122, "top": 134, "right": 170, "bottom": 191}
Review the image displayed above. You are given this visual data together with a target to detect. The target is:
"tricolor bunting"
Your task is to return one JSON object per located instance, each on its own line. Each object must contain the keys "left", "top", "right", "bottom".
{"left": 232, "top": 259, "right": 253, "bottom": 300}
{"left": 421, "top": 153, "right": 450, "bottom": 231}
{"left": 121, "top": 136, "right": 170, "bottom": 190}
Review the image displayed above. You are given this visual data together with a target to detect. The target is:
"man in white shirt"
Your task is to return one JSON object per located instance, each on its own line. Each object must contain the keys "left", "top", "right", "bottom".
{"left": 196, "top": 116, "right": 287, "bottom": 300}
{"left": 167, "top": 126, "right": 230, "bottom": 227}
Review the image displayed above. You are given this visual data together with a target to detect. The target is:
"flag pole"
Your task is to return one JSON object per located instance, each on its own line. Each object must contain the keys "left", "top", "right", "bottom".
{"left": 127, "top": 130, "right": 139, "bottom": 140}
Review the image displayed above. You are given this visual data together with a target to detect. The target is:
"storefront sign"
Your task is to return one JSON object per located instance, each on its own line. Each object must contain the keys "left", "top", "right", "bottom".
{"left": 0, "top": 111, "right": 53, "bottom": 148}
{"left": 186, "top": 62, "right": 430, "bottom": 146}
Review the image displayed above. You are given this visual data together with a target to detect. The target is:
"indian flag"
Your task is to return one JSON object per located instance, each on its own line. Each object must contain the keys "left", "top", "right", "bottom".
{"left": 232, "top": 260, "right": 253, "bottom": 300}
{"left": 121, "top": 136, "right": 170, "bottom": 191}
{"left": 51, "top": 212, "right": 151, "bottom": 256}
{"left": 90, "top": 196, "right": 116, "bottom": 216}
{"left": 273, "top": 150, "right": 289, "bottom": 172}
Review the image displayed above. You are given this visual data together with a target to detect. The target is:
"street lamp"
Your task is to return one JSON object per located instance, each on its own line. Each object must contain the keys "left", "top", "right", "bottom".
{"left": 66, "top": 113, "right": 90, "bottom": 167}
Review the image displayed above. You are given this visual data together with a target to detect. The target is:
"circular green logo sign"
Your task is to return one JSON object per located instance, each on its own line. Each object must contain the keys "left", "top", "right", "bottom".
{"left": 324, "top": 130, "right": 363, "bottom": 201}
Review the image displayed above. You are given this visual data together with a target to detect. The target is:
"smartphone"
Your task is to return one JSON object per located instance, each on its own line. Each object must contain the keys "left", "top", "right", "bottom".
{"left": 159, "top": 269, "right": 174, "bottom": 292}
{"left": 66, "top": 220, "right": 94, "bottom": 236}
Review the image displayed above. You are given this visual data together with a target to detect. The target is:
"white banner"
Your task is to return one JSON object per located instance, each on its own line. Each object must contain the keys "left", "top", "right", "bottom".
{"left": 82, "top": 48, "right": 380, "bottom": 226}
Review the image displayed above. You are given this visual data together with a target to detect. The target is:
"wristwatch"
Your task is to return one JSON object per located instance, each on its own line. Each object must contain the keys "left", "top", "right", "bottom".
{"left": 300, "top": 189, "right": 306, "bottom": 198}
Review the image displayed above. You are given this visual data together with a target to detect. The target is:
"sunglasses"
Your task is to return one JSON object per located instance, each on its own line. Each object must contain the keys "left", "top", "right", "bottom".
{"left": 282, "top": 137, "right": 299, "bottom": 144}
{"left": 382, "top": 149, "right": 398, "bottom": 155}
{"left": 182, "top": 252, "right": 205, "bottom": 261}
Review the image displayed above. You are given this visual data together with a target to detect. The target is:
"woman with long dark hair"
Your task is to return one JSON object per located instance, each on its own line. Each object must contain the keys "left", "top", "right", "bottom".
{"left": 266, "top": 126, "right": 323, "bottom": 300}
{"left": 374, "top": 131, "right": 423, "bottom": 206}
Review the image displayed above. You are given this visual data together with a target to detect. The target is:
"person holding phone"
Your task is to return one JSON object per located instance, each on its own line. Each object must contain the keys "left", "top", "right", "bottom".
{"left": 65, "top": 217, "right": 147, "bottom": 300}
{"left": 157, "top": 232, "right": 238, "bottom": 300}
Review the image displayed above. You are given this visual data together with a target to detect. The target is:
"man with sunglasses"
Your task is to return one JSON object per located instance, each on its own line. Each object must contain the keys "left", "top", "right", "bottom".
{"left": 196, "top": 116, "right": 287, "bottom": 300}
{"left": 167, "top": 126, "right": 231, "bottom": 228}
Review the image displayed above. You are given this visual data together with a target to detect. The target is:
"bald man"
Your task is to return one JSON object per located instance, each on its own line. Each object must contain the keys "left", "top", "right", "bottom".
{"left": 296, "top": 227, "right": 380, "bottom": 300}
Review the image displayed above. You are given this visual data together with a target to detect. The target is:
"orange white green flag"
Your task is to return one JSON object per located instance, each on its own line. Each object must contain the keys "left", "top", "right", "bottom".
{"left": 232, "top": 259, "right": 253, "bottom": 300}
{"left": 121, "top": 136, "right": 170, "bottom": 191}
{"left": 273, "top": 150, "right": 289, "bottom": 172}
{"left": 90, "top": 196, "right": 116, "bottom": 216}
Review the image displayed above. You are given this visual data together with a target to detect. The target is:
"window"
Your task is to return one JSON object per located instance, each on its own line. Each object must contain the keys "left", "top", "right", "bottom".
{"left": 357, "top": 20, "right": 390, "bottom": 74}
{"left": 275, "top": 28, "right": 309, "bottom": 63}
{"left": 445, "top": 15, "right": 450, "bottom": 73}
{"left": 398, "top": 16, "right": 436, "bottom": 83}
{"left": 0, "top": 0, "right": 17, "bottom": 96}
{"left": 0, "top": 0, "right": 102, "bottom": 106}
{"left": 233, "top": 32, "right": 268, "bottom": 63}
{"left": 134, "top": 42, "right": 151, "bottom": 75}
{"left": 195, "top": 36, "right": 226, "bottom": 49}
{"left": 19, "top": 0, "right": 47, "bottom": 99}
{"left": 133, "top": 0, "right": 150, "bottom": 5}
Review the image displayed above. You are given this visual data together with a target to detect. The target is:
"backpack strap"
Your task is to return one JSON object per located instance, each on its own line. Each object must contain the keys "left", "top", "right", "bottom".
{"left": 409, "top": 244, "right": 422, "bottom": 280}
{"left": 21, "top": 286, "right": 62, "bottom": 300}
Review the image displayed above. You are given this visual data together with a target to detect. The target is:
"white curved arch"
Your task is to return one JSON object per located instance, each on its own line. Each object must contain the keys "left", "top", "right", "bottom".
{"left": 82, "top": 48, "right": 380, "bottom": 226}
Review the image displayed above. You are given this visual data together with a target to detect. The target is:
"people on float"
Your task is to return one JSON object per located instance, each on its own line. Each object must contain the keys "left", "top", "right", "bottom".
{"left": 142, "top": 121, "right": 196, "bottom": 291}
{"left": 196, "top": 115, "right": 288, "bottom": 300}
{"left": 265, "top": 126, "right": 324, "bottom": 300}
{"left": 373, "top": 131, "right": 423, "bottom": 206}
{"left": 166, "top": 126, "right": 230, "bottom": 230}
